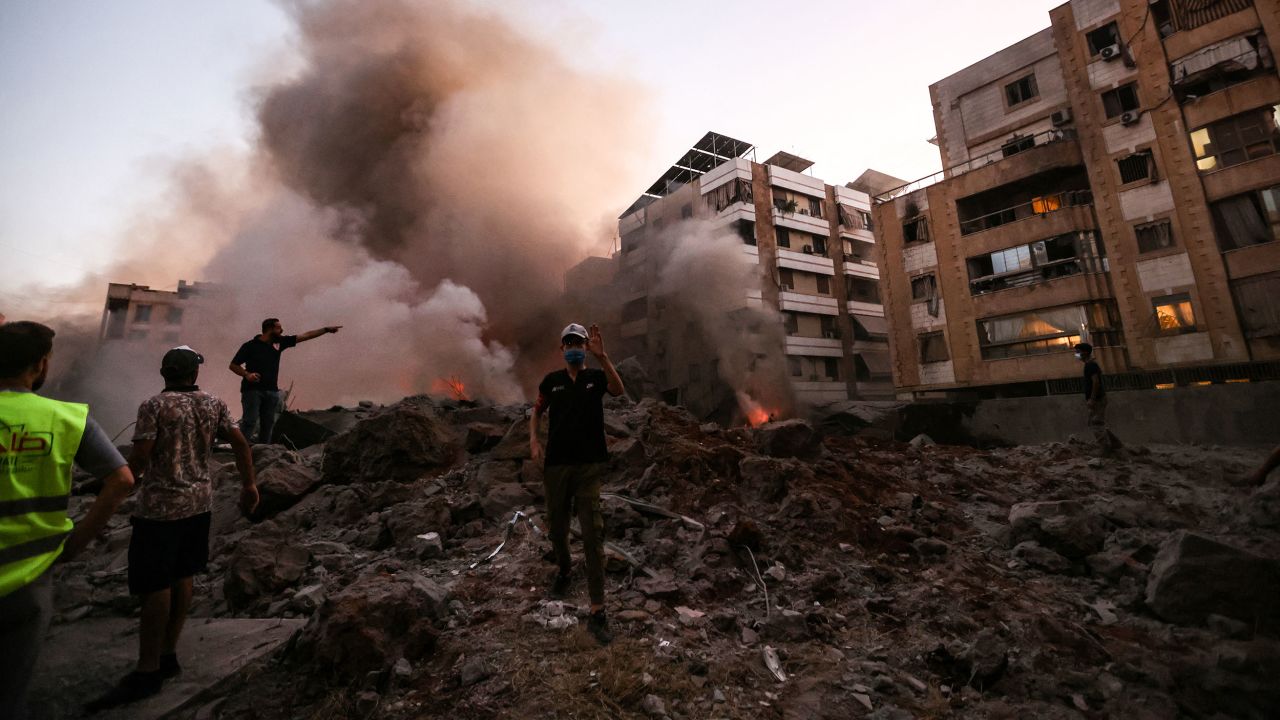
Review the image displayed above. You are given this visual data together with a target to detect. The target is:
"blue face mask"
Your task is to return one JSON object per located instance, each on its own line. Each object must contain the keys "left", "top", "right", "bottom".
{"left": 564, "top": 349, "right": 586, "bottom": 365}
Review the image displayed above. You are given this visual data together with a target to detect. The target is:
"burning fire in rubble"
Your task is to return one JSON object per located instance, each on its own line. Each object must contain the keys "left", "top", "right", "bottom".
{"left": 736, "top": 392, "right": 776, "bottom": 428}
{"left": 431, "top": 376, "right": 470, "bottom": 402}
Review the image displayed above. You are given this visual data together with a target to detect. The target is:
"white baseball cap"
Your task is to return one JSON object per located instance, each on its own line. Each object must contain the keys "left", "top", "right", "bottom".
{"left": 561, "top": 323, "right": 588, "bottom": 342}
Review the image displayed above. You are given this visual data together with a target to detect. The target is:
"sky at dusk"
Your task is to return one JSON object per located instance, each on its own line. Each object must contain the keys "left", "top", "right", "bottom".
{"left": 0, "top": 0, "right": 1064, "bottom": 303}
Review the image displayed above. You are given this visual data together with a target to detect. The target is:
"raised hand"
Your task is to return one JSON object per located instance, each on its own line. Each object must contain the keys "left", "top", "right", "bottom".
{"left": 587, "top": 324, "right": 606, "bottom": 358}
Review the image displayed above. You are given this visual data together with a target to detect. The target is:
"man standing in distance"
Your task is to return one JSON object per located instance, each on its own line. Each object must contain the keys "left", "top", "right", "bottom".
{"left": 228, "top": 318, "right": 341, "bottom": 443}
{"left": 530, "top": 323, "right": 625, "bottom": 645}
{"left": 89, "top": 346, "right": 257, "bottom": 710}
{"left": 0, "top": 321, "right": 135, "bottom": 720}
{"left": 1075, "top": 342, "right": 1120, "bottom": 453}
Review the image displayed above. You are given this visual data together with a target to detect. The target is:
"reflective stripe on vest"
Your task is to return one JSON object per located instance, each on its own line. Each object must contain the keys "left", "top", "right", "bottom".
{"left": 0, "top": 391, "right": 87, "bottom": 597}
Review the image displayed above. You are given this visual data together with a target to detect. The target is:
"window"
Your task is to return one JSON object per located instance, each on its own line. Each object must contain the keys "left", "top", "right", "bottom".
{"left": 903, "top": 216, "right": 929, "bottom": 244}
{"left": 1153, "top": 293, "right": 1197, "bottom": 334}
{"left": 705, "top": 178, "right": 753, "bottom": 213}
{"left": 1101, "top": 83, "right": 1141, "bottom": 118}
{"left": 1231, "top": 272, "right": 1280, "bottom": 338}
{"left": 166, "top": 306, "right": 184, "bottom": 325}
{"left": 910, "top": 274, "right": 937, "bottom": 301}
{"left": 977, "top": 303, "right": 1119, "bottom": 360}
{"left": 1135, "top": 220, "right": 1175, "bottom": 253}
{"left": 737, "top": 220, "right": 756, "bottom": 246}
{"left": 1031, "top": 194, "right": 1062, "bottom": 214}
{"left": 776, "top": 227, "right": 792, "bottom": 249}
{"left": 991, "top": 245, "right": 1033, "bottom": 275}
{"left": 808, "top": 197, "right": 824, "bottom": 217}
{"left": 838, "top": 204, "right": 871, "bottom": 230}
{"left": 823, "top": 358, "right": 840, "bottom": 380}
{"left": 820, "top": 315, "right": 837, "bottom": 337}
{"left": 783, "top": 312, "right": 799, "bottom": 336}
{"left": 807, "top": 235, "right": 827, "bottom": 254}
{"left": 1002, "top": 135, "right": 1035, "bottom": 157}
{"left": 134, "top": 304, "right": 152, "bottom": 323}
{"left": 1086, "top": 22, "right": 1120, "bottom": 56}
{"left": 816, "top": 275, "right": 831, "bottom": 295}
{"left": 622, "top": 297, "right": 648, "bottom": 323}
{"left": 788, "top": 356, "right": 803, "bottom": 377}
{"left": 622, "top": 230, "right": 642, "bottom": 254}
{"left": 779, "top": 269, "right": 795, "bottom": 290}
{"left": 680, "top": 204, "right": 693, "bottom": 219}
{"left": 1189, "top": 105, "right": 1280, "bottom": 172}
{"left": 919, "top": 332, "right": 949, "bottom": 363}
{"left": 858, "top": 209, "right": 873, "bottom": 230}
{"left": 1172, "top": 33, "right": 1274, "bottom": 101}
{"left": 1005, "top": 74, "right": 1039, "bottom": 107}
{"left": 1211, "top": 185, "right": 1280, "bottom": 250}
{"left": 1117, "top": 150, "right": 1156, "bottom": 184}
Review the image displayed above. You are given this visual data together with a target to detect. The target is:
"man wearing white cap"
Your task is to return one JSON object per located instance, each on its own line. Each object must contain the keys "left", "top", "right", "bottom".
{"left": 530, "top": 323, "right": 625, "bottom": 644}
{"left": 89, "top": 346, "right": 258, "bottom": 710}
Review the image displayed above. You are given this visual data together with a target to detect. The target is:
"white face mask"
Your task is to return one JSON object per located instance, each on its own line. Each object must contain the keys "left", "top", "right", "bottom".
{"left": 1074, "top": 353, "right": 1083, "bottom": 360}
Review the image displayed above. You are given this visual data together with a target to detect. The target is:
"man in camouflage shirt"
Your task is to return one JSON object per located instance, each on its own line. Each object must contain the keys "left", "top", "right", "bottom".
{"left": 89, "top": 346, "right": 258, "bottom": 710}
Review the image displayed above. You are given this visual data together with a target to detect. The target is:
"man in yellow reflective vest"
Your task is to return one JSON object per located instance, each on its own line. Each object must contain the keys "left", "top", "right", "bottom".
{"left": 0, "top": 321, "right": 135, "bottom": 720}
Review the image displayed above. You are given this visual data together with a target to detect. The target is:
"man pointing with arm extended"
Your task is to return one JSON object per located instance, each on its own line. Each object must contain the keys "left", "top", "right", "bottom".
{"left": 530, "top": 323, "right": 624, "bottom": 645}
{"left": 228, "top": 318, "right": 341, "bottom": 444}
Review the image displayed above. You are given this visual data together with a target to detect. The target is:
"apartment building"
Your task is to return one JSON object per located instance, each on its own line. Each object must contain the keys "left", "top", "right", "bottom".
{"left": 99, "top": 280, "right": 215, "bottom": 345}
{"left": 873, "top": 0, "right": 1280, "bottom": 398}
{"left": 606, "top": 132, "right": 893, "bottom": 418}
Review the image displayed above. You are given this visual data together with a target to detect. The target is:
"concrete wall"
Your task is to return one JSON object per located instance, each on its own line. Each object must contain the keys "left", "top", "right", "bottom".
{"left": 962, "top": 381, "right": 1280, "bottom": 446}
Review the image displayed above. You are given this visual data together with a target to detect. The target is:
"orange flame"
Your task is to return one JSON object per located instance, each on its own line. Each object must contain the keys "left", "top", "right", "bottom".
{"left": 431, "top": 375, "right": 469, "bottom": 401}
{"left": 736, "top": 391, "right": 775, "bottom": 427}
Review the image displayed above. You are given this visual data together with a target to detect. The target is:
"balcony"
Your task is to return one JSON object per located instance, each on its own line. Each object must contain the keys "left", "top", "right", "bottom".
{"left": 959, "top": 189, "right": 1093, "bottom": 236}
{"left": 785, "top": 335, "right": 844, "bottom": 357}
{"left": 873, "top": 128, "right": 1078, "bottom": 203}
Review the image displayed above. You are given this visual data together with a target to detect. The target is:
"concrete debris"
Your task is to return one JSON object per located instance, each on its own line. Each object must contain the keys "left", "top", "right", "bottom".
{"left": 1145, "top": 530, "right": 1280, "bottom": 628}
{"left": 37, "top": 395, "right": 1280, "bottom": 719}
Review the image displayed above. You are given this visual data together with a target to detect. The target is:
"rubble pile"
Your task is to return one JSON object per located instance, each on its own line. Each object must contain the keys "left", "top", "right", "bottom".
{"left": 51, "top": 395, "right": 1280, "bottom": 719}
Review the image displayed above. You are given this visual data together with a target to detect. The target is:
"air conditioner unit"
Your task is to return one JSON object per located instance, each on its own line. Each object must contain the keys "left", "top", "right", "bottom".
{"left": 1099, "top": 44, "right": 1121, "bottom": 61}
{"left": 1120, "top": 110, "right": 1141, "bottom": 126}
{"left": 1051, "top": 108, "right": 1072, "bottom": 126}
{"left": 802, "top": 245, "right": 813, "bottom": 253}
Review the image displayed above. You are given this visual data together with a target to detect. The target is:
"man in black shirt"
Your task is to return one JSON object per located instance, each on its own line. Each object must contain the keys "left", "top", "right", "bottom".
{"left": 530, "top": 323, "right": 625, "bottom": 644}
{"left": 1075, "top": 342, "right": 1119, "bottom": 452}
{"left": 228, "top": 318, "right": 341, "bottom": 443}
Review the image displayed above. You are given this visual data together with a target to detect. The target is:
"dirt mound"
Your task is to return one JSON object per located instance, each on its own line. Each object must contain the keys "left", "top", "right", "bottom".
{"left": 322, "top": 398, "right": 458, "bottom": 484}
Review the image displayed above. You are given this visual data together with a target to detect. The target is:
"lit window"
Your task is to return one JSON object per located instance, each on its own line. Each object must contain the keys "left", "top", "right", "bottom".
{"left": 1189, "top": 105, "right": 1280, "bottom": 173}
{"left": 1153, "top": 293, "right": 1197, "bottom": 334}
{"left": 1032, "top": 194, "right": 1062, "bottom": 214}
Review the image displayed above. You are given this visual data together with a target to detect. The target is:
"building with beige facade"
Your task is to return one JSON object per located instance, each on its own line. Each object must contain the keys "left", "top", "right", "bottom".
{"left": 598, "top": 132, "right": 892, "bottom": 418}
{"left": 99, "top": 280, "right": 215, "bottom": 345}
{"left": 873, "top": 0, "right": 1280, "bottom": 398}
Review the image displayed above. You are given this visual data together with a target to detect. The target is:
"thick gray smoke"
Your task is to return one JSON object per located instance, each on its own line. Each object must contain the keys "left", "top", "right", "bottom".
{"left": 652, "top": 220, "right": 797, "bottom": 420}
{"left": 17, "top": 0, "right": 653, "bottom": 432}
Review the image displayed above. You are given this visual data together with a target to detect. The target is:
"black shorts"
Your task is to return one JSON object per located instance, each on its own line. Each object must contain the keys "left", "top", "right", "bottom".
{"left": 127, "top": 512, "right": 211, "bottom": 595}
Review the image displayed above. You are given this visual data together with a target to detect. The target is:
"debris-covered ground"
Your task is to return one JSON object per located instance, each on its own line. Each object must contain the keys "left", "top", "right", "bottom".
{"left": 39, "top": 395, "right": 1280, "bottom": 719}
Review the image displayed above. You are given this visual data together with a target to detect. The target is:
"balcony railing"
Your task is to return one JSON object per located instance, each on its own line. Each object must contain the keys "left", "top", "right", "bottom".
{"left": 873, "top": 128, "right": 1077, "bottom": 203}
{"left": 959, "top": 190, "right": 1092, "bottom": 236}
{"left": 969, "top": 256, "right": 1100, "bottom": 296}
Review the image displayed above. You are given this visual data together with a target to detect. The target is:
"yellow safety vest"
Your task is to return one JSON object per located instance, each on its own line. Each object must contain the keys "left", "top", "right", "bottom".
{"left": 0, "top": 391, "right": 87, "bottom": 597}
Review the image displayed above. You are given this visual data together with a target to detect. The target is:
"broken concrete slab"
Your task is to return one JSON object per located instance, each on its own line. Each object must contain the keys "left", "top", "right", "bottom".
{"left": 29, "top": 617, "right": 304, "bottom": 720}
{"left": 1145, "top": 531, "right": 1280, "bottom": 629}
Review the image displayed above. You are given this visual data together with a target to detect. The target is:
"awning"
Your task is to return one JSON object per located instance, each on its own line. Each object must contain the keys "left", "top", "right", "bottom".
{"left": 852, "top": 314, "right": 889, "bottom": 336}
{"left": 859, "top": 351, "right": 893, "bottom": 375}
{"left": 1172, "top": 35, "right": 1258, "bottom": 85}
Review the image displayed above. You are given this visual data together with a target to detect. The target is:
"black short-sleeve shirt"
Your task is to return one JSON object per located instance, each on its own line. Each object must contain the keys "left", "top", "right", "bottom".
{"left": 231, "top": 335, "right": 298, "bottom": 392}
{"left": 1083, "top": 360, "right": 1105, "bottom": 401}
{"left": 537, "top": 368, "right": 609, "bottom": 466}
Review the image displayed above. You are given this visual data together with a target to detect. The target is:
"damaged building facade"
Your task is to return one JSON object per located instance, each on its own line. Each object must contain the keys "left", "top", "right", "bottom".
{"left": 589, "top": 132, "right": 893, "bottom": 418}
{"left": 872, "top": 0, "right": 1280, "bottom": 398}
{"left": 98, "top": 280, "right": 216, "bottom": 345}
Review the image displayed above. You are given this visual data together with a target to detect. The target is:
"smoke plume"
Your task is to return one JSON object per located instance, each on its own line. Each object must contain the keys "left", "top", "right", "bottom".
{"left": 652, "top": 220, "right": 797, "bottom": 420}
{"left": 19, "top": 0, "right": 653, "bottom": 432}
